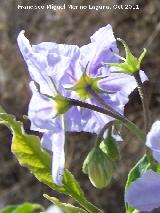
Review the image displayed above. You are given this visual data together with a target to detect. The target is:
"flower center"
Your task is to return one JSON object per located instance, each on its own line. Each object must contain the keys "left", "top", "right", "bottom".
{"left": 66, "top": 71, "right": 105, "bottom": 100}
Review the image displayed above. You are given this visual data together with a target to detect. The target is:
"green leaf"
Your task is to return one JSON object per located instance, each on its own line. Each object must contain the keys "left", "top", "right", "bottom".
{"left": 125, "top": 155, "right": 150, "bottom": 213}
{"left": 1, "top": 203, "right": 43, "bottom": 213}
{"left": 0, "top": 112, "right": 66, "bottom": 194}
{"left": 63, "top": 170, "right": 102, "bottom": 213}
{"left": 44, "top": 194, "right": 87, "bottom": 213}
{"left": 63, "top": 170, "right": 85, "bottom": 199}
{"left": 1, "top": 205, "right": 17, "bottom": 213}
{"left": 0, "top": 112, "right": 102, "bottom": 213}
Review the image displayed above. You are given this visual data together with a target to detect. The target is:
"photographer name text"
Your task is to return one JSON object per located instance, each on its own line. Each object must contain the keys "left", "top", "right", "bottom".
{"left": 17, "top": 4, "right": 140, "bottom": 11}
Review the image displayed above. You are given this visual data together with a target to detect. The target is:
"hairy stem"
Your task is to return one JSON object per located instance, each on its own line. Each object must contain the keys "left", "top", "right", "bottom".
{"left": 134, "top": 72, "right": 150, "bottom": 133}
{"left": 68, "top": 98, "right": 145, "bottom": 142}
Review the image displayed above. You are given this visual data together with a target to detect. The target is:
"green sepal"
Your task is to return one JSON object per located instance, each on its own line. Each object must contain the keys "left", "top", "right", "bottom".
{"left": 100, "top": 134, "right": 120, "bottom": 162}
{"left": 44, "top": 194, "right": 87, "bottom": 213}
{"left": 52, "top": 93, "right": 71, "bottom": 115}
{"left": 34, "top": 81, "right": 71, "bottom": 116}
{"left": 65, "top": 70, "right": 105, "bottom": 100}
{"left": 104, "top": 38, "right": 147, "bottom": 75}
{"left": 125, "top": 155, "right": 151, "bottom": 213}
{"left": 0, "top": 203, "right": 44, "bottom": 213}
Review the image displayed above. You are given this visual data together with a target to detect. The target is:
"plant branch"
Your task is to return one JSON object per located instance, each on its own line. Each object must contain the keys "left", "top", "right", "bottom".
{"left": 68, "top": 98, "right": 145, "bottom": 142}
{"left": 134, "top": 72, "right": 150, "bottom": 133}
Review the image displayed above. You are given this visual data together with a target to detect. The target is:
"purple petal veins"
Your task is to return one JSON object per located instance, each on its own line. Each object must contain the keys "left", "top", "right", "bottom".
{"left": 17, "top": 25, "right": 147, "bottom": 185}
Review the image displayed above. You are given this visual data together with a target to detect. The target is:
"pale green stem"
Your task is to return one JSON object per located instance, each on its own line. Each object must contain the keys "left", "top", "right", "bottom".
{"left": 69, "top": 98, "right": 145, "bottom": 142}
{"left": 134, "top": 71, "right": 151, "bottom": 133}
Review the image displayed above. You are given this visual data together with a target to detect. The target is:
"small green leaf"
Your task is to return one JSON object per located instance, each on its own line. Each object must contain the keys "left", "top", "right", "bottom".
{"left": 63, "top": 170, "right": 85, "bottom": 199}
{"left": 1, "top": 205, "right": 17, "bottom": 213}
{"left": 1, "top": 203, "right": 43, "bottom": 213}
{"left": 125, "top": 155, "right": 150, "bottom": 213}
{"left": 63, "top": 170, "right": 102, "bottom": 213}
{"left": 44, "top": 194, "right": 87, "bottom": 213}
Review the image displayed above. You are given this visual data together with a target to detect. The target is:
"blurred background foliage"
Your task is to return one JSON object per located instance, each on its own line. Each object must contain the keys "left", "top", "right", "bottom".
{"left": 0, "top": 0, "right": 160, "bottom": 212}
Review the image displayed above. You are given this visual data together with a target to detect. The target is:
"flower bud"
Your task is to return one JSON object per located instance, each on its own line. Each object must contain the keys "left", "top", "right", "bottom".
{"left": 83, "top": 147, "right": 113, "bottom": 189}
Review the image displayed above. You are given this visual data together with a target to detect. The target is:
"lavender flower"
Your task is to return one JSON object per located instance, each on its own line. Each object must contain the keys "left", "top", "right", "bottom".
{"left": 17, "top": 25, "right": 147, "bottom": 185}
{"left": 125, "top": 121, "right": 160, "bottom": 212}
{"left": 125, "top": 170, "right": 160, "bottom": 212}
{"left": 146, "top": 120, "right": 160, "bottom": 163}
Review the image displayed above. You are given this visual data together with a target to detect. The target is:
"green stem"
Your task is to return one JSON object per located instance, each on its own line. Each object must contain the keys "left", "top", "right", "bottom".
{"left": 65, "top": 186, "right": 103, "bottom": 213}
{"left": 80, "top": 198, "right": 103, "bottom": 213}
{"left": 69, "top": 98, "right": 145, "bottom": 142}
{"left": 134, "top": 72, "right": 151, "bottom": 133}
{"left": 145, "top": 147, "right": 157, "bottom": 170}
{"left": 88, "top": 87, "right": 145, "bottom": 142}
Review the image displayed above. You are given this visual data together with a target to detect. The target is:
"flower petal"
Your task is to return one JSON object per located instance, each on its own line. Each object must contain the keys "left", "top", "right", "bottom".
{"left": 17, "top": 31, "right": 53, "bottom": 95}
{"left": 81, "top": 108, "right": 113, "bottom": 133}
{"left": 65, "top": 106, "right": 83, "bottom": 132}
{"left": 99, "top": 70, "right": 148, "bottom": 106}
{"left": 80, "top": 25, "right": 119, "bottom": 77}
{"left": 41, "top": 129, "right": 65, "bottom": 186}
{"left": 90, "top": 24, "right": 116, "bottom": 44}
{"left": 152, "top": 151, "right": 160, "bottom": 163}
{"left": 36, "top": 43, "right": 81, "bottom": 91}
{"left": 146, "top": 120, "right": 160, "bottom": 163}
{"left": 146, "top": 121, "right": 160, "bottom": 150}
{"left": 28, "top": 81, "right": 61, "bottom": 132}
{"left": 125, "top": 170, "right": 160, "bottom": 212}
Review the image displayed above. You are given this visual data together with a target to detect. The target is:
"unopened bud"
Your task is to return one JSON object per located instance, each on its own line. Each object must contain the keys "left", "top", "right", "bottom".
{"left": 83, "top": 147, "right": 113, "bottom": 189}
